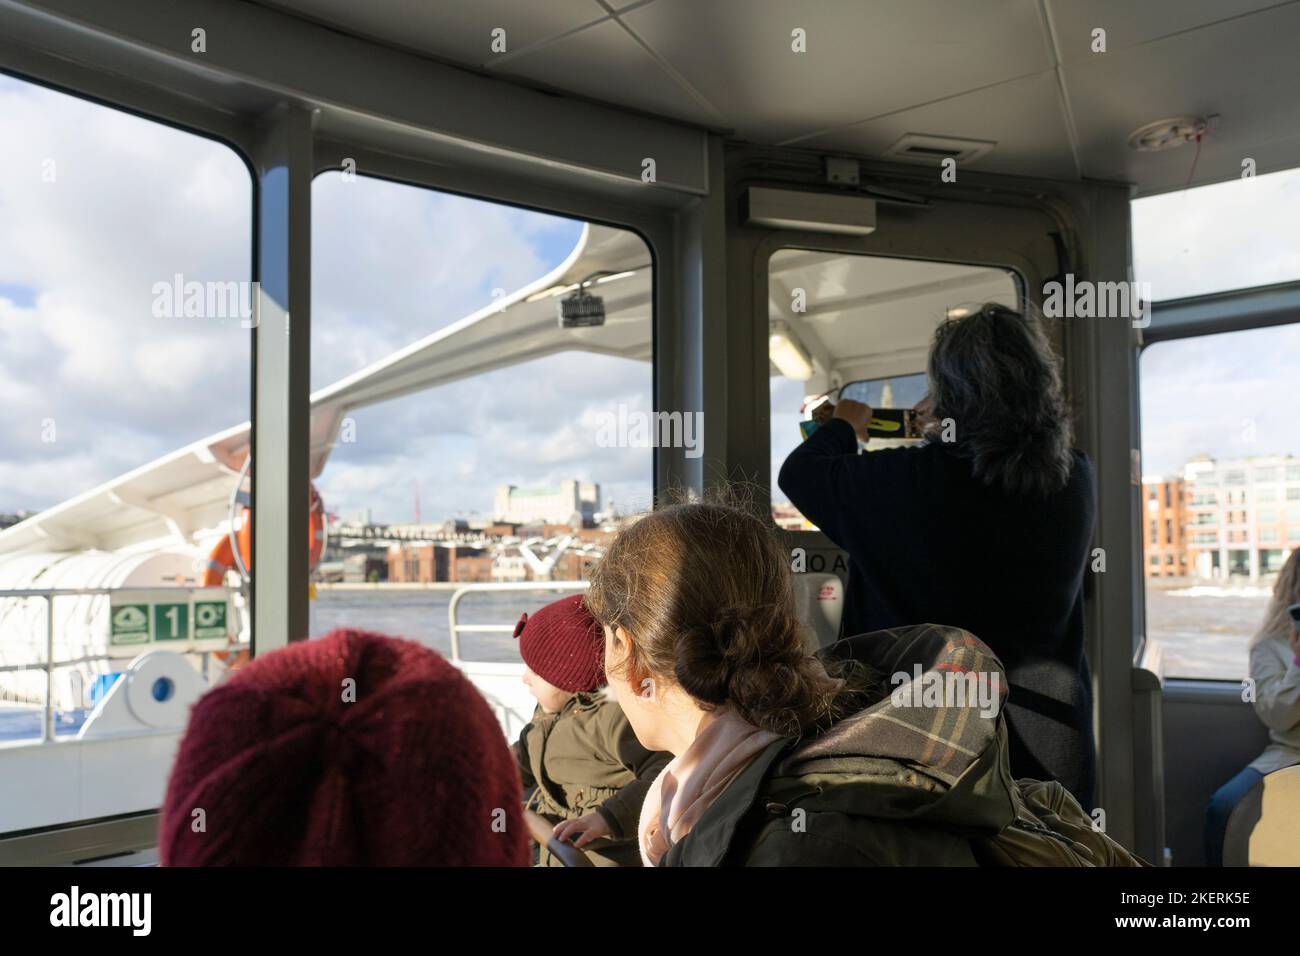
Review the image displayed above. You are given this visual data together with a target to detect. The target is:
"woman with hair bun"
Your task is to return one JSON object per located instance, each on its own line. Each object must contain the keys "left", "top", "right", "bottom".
{"left": 585, "top": 500, "right": 1025, "bottom": 866}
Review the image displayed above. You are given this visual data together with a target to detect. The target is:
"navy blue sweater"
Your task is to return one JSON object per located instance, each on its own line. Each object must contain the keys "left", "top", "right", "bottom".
{"left": 778, "top": 418, "right": 1098, "bottom": 809}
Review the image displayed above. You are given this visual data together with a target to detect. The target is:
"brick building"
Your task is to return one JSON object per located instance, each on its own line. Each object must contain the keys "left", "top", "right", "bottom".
{"left": 387, "top": 543, "right": 490, "bottom": 583}
{"left": 1142, "top": 476, "right": 1187, "bottom": 578}
{"left": 1141, "top": 455, "right": 1300, "bottom": 580}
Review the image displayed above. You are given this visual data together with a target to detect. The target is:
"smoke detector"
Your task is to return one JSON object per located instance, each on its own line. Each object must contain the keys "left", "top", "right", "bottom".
{"left": 1128, "top": 116, "right": 1214, "bottom": 151}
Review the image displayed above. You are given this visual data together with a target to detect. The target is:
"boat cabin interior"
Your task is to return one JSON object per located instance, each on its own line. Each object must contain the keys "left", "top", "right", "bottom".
{"left": 1, "top": 0, "right": 1299, "bottom": 871}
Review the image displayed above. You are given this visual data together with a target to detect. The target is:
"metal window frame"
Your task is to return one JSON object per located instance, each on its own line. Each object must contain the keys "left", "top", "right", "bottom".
{"left": 1135, "top": 278, "right": 1300, "bottom": 682}
{"left": 0, "top": 0, "right": 717, "bottom": 860}
{"left": 1143, "top": 280, "right": 1300, "bottom": 346}
{"left": 721, "top": 153, "right": 1150, "bottom": 852}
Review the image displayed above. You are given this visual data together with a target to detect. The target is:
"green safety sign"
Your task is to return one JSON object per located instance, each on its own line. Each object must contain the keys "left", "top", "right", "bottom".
{"left": 153, "top": 602, "right": 189, "bottom": 641}
{"left": 194, "top": 600, "right": 228, "bottom": 639}
{"left": 110, "top": 603, "right": 150, "bottom": 645}
{"left": 108, "top": 592, "right": 230, "bottom": 645}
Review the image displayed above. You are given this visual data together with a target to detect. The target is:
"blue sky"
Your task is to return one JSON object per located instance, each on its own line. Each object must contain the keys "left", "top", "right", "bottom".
{"left": 2, "top": 71, "right": 1297, "bottom": 521}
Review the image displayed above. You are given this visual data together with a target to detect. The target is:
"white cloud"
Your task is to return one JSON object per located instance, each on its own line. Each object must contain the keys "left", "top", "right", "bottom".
{"left": 0, "top": 73, "right": 658, "bottom": 526}
{"left": 1133, "top": 168, "right": 1300, "bottom": 300}
{"left": 0, "top": 77, "right": 251, "bottom": 511}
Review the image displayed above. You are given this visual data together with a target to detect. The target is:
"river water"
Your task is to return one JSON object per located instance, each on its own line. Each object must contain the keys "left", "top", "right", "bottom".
{"left": 306, "top": 583, "right": 1272, "bottom": 681}
{"left": 308, "top": 588, "right": 582, "bottom": 664}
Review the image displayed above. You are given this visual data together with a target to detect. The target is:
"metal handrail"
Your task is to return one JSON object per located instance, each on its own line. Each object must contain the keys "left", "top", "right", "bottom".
{"left": 446, "top": 580, "right": 588, "bottom": 661}
{"left": 0, "top": 586, "right": 240, "bottom": 745}
{"left": 524, "top": 807, "right": 595, "bottom": 868}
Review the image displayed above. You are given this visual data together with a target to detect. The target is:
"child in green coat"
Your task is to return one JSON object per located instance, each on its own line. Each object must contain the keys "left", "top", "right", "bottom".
{"left": 512, "top": 594, "right": 669, "bottom": 866}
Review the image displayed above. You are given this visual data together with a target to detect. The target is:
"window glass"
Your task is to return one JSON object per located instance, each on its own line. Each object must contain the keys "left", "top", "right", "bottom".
{"left": 1139, "top": 323, "right": 1300, "bottom": 679}
{"left": 767, "top": 249, "right": 1016, "bottom": 528}
{"left": 0, "top": 75, "right": 252, "bottom": 832}
{"left": 307, "top": 173, "right": 653, "bottom": 687}
{"left": 1132, "top": 167, "right": 1300, "bottom": 300}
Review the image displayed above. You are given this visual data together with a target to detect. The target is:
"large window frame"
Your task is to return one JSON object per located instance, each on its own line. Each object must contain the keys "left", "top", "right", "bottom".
{"left": 1137, "top": 281, "right": 1300, "bottom": 683}
{"left": 750, "top": 224, "right": 1040, "bottom": 525}
{"left": 0, "top": 0, "right": 706, "bottom": 858}
{"left": 762, "top": 244, "right": 1023, "bottom": 528}
{"left": 726, "top": 168, "right": 1145, "bottom": 852}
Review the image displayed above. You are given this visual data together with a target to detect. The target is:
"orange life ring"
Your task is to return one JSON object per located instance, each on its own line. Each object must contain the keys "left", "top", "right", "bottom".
{"left": 212, "top": 647, "right": 251, "bottom": 671}
{"left": 200, "top": 483, "right": 325, "bottom": 587}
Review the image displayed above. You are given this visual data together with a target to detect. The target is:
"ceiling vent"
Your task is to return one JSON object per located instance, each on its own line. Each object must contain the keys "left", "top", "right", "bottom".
{"left": 883, "top": 134, "right": 996, "bottom": 166}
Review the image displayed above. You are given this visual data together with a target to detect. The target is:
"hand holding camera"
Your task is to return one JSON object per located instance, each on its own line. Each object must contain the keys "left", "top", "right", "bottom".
{"left": 833, "top": 399, "right": 874, "bottom": 443}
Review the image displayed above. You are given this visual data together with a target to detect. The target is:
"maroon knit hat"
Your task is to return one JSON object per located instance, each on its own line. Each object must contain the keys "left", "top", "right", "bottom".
{"left": 513, "top": 594, "right": 605, "bottom": 693}
{"left": 159, "top": 628, "right": 529, "bottom": 867}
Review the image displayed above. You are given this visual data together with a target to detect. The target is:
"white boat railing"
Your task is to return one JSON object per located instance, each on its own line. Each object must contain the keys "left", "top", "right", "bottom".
{"left": 0, "top": 586, "right": 238, "bottom": 745}
{"left": 0, "top": 581, "right": 585, "bottom": 746}
{"left": 446, "top": 579, "right": 588, "bottom": 662}
{"left": 446, "top": 580, "right": 591, "bottom": 738}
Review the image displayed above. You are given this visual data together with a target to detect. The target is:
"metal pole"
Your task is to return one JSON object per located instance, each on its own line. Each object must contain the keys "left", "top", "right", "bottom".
{"left": 447, "top": 589, "right": 464, "bottom": 662}
{"left": 251, "top": 104, "right": 314, "bottom": 657}
{"left": 43, "top": 596, "right": 54, "bottom": 743}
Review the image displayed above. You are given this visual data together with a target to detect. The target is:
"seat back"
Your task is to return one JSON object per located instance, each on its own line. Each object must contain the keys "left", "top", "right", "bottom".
{"left": 792, "top": 572, "right": 844, "bottom": 651}
{"left": 1223, "top": 764, "right": 1300, "bottom": 866}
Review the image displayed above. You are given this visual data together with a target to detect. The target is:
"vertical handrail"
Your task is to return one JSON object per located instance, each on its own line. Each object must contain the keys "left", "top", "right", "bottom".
{"left": 43, "top": 595, "right": 54, "bottom": 744}
{"left": 446, "top": 580, "right": 588, "bottom": 662}
{"left": 447, "top": 587, "right": 467, "bottom": 662}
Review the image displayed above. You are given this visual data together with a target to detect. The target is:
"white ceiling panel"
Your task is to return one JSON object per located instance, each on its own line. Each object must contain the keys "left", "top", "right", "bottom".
{"left": 488, "top": 17, "right": 724, "bottom": 128}
{"left": 1062, "top": 1, "right": 1300, "bottom": 188}
{"left": 795, "top": 71, "right": 1079, "bottom": 180}
{"left": 257, "top": 0, "right": 609, "bottom": 70}
{"left": 250, "top": 0, "right": 1300, "bottom": 193}
{"left": 617, "top": 0, "right": 1053, "bottom": 144}
{"left": 1045, "top": 0, "right": 1291, "bottom": 64}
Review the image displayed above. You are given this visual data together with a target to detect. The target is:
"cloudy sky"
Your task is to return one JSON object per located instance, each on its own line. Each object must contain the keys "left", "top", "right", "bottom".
{"left": 0, "top": 74, "right": 653, "bottom": 525}
{"left": 2, "top": 72, "right": 1297, "bottom": 523}
{"left": 1133, "top": 171, "right": 1300, "bottom": 477}
{"left": 1, "top": 73, "right": 253, "bottom": 516}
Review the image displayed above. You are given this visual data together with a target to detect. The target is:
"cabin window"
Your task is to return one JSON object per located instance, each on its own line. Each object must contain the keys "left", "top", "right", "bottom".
{"left": 306, "top": 172, "right": 653, "bottom": 658}
{"left": 1138, "top": 323, "right": 1300, "bottom": 679}
{"left": 767, "top": 248, "right": 1017, "bottom": 529}
{"left": 0, "top": 74, "right": 252, "bottom": 833}
{"left": 1132, "top": 167, "right": 1300, "bottom": 299}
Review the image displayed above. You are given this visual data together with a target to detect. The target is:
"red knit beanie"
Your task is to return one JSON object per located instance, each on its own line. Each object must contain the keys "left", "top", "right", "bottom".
{"left": 513, "top": 594, "right": 605, "bottom": 693}
{"left": 159, "top": 628, "right": 529, "bottom": 866}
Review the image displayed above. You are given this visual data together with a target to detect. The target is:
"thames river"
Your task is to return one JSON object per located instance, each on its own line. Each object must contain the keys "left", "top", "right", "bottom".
{"left": 307, "top": 582, "right": 1273, "bottom": 681}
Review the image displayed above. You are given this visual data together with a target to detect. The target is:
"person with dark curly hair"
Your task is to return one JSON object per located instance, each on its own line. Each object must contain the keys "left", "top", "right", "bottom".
{"left": 779, "top": 303, "right": 1098, "bottom": 809}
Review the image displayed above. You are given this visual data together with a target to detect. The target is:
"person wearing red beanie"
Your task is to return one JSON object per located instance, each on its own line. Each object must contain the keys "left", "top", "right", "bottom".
{"left": 512, "top": 594, "right": 670, "bottom": 866}
{"left": 159, "top": 628, "right": 529, "bottom": 866}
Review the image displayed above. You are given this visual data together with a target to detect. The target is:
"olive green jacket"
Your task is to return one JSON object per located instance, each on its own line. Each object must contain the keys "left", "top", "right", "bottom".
{"left": 663, "top": 623, "right": 1020, "bottom": 866}
{"left": 514, "top": 691, "right": 670, "bottom": 867}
